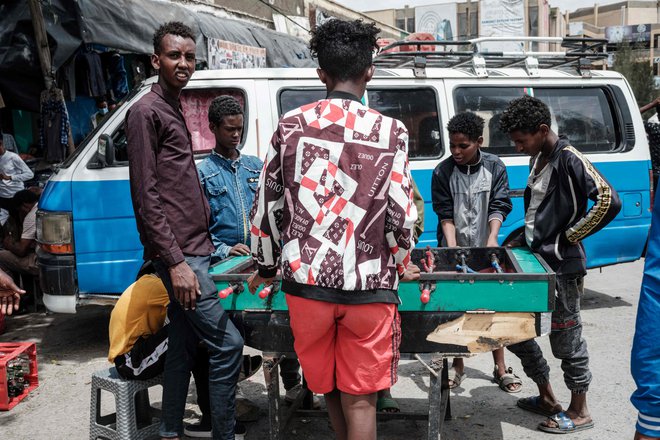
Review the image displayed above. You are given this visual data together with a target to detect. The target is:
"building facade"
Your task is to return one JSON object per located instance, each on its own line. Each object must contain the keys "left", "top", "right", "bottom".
{"left": 565, "top": 1, "right": 660, "bottom": 73}
{"left": 208, "top": 0, "right": 407, "bottom": 39}
{"left": 365, "top": 1, "right": 556, "bottom": 50}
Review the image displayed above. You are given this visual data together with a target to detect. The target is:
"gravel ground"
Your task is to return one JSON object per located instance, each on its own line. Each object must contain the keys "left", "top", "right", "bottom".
{"left": 0, "top": 259, "right": 643, "bottom": 439}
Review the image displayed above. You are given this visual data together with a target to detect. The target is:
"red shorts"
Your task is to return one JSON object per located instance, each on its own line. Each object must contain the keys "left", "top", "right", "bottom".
{"left": 286, "top": 294, "right": 401, "bottom": 395}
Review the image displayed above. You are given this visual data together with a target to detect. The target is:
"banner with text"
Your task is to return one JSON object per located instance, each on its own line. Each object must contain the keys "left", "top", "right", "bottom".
{"left": 605, "top": 24, "right": 652, "bottom": 44}
{"left": 207, "top": 38, "right": 266, "bottom": 70}
{"left": 479, "top": 0, "right": 525, "bottom": 52}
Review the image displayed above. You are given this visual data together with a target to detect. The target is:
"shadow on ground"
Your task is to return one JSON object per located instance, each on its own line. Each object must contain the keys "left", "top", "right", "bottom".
{"left": 582, "top": 288, "right": 632, "bottom": 310}
{"left": 1, "top": 305, "right": 111, "bottom": 363}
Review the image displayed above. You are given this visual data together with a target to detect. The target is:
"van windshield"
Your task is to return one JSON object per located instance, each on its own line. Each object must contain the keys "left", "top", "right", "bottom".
{"left": 279, "top": 87, "right": 443, "bottom": 160}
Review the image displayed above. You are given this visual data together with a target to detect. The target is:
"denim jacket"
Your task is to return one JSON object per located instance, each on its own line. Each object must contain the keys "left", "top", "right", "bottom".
{"left": 197, "top": 151, "right": 263, "bottom": 260}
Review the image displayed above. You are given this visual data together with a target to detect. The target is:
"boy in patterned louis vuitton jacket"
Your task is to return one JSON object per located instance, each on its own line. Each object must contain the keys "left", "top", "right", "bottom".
{"left": 500, "top": 95, "right": 621, "bottom": 435}
{"left": 248, "top": 19, "right": 418, "bottom": 440}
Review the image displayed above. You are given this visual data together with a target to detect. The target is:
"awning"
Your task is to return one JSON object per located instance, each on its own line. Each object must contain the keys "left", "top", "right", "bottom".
{"left": 0, "top": 0, "right": 314, "bottom": 111}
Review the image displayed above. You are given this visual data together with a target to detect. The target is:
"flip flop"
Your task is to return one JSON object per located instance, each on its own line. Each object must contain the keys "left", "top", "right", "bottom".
{"left": 538, "top": 411, "right": 594, "bottom": 434}
{"left": 517, "top": 396, "right": 561, "bottom": 418}
{"left": 377, "top": 396, "right": 400, "bottom": 413}
{"left": 448, "top": 369, "right": 466, "bottom": 389}
{"left": 493, "top": 367, "right": 523, "bottom": 393}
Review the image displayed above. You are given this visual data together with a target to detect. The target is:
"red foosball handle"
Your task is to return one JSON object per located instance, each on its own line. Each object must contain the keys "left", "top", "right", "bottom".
{"left": 420, "top": 289, "right": 431, "bottom": 304}
{"left": 259, "top": 285, "right": 272, "bottom": 300}
{"left": 219, "top": 286, "right": 234, "bottom": 299}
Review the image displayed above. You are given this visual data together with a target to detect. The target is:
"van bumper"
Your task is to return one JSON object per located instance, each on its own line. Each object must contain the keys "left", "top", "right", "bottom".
{"left": 37, "top": 247, "right": 78, "bottom": 313}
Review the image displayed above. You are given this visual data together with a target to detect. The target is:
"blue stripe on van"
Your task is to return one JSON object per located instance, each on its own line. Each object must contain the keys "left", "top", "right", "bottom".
{"left": 412, "top": 159, "right": 651, "bottom": 269}
{"left": 39, "top": 180, "right": 73, "bottom": 212}
{"left": 70, "top": 180, "right": 143, "bottom": 294}
{"left": 64, "top": 160, "right": 649, "bottom": 295}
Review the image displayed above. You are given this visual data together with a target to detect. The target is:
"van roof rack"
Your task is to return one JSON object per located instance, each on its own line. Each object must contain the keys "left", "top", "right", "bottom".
{"left": 374, "top": 36, "right": 608, "bottom": 78}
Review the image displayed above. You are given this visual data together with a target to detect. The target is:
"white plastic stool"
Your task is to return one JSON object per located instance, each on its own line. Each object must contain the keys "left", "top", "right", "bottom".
{"left": 89, "top": 367, "right": 162, "bottom": 440}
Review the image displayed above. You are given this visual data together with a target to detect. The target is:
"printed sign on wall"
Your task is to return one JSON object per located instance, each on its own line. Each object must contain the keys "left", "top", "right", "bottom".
{"left": 415, "top": 3, "right": 457, "bottom": 42}
{"left": 605, "top": 24, "right": 652, "bottom": 44}
{"left": 207, "top": 38, "right": 266, "bottom": 70}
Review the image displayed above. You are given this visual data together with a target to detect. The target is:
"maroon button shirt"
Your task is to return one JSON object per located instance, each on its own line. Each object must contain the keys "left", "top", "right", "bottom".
{"left": 126, "top": 83, "right": 214, "bottom": 266}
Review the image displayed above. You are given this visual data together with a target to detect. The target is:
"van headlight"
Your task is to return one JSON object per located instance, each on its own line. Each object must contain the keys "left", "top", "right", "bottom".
{"left": 36, "top": 211, "right": 74, "bottom": 254}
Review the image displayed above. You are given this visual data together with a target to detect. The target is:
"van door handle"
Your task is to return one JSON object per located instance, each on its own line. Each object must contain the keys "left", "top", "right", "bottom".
{"left": 510, "top": 189, "right": 525, "bottom": 198}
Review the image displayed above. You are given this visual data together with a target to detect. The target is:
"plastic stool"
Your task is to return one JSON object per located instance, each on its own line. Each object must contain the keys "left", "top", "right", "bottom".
{"left": 89, "top": 367, "right": 162, "bottom": 440}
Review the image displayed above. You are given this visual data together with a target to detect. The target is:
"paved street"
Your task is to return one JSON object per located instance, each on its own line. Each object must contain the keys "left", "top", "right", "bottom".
{"left": 0, "top": 259, "right": 644, "bottom": 439}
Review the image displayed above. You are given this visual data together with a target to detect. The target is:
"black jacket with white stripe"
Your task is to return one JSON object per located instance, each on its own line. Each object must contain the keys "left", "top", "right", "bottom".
{"left": 519, "top": 136, "right": 621, "bottom": 277}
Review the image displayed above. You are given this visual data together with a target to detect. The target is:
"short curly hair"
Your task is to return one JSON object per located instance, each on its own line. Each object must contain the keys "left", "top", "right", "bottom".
{"left": 447, "top": 112, "right": 485, "bottom": 141}
{"left": 12, "top": 189, "right": 39, "bottom": 206}
{"left": 208, "top": 96, "right": 243, "bottom": 125}
{"left": 499, "top": 95, "right": 552, "bottom": 134}
{"left": 309, "top": 19, "right": 380, "bottom": 81}
{"left": 153, "top": 22, "right": 196, "bottom": 54}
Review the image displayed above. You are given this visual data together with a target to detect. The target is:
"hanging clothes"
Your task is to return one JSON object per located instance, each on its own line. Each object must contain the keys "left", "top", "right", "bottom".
{"left": 57, "top": 55, "right": 78, "bottom": 102}
{"left": 130, "top": 57, "right": 148, "bottom": 88}
{"left": 40, "top": 87, "right": 70, "bottom": 163}
{"left": 103, "top": 52, "right": 129, "bottom": 101}
{"left": 75, "top": 49, "right": 106, "bottom": 98}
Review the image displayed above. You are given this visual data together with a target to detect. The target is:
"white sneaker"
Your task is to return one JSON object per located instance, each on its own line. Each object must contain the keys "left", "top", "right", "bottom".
{"left": 284, "top": 383, "right": 303, "bottom": 403}
{"left": 284, "top": 384, "right": 321, "bottom": 409}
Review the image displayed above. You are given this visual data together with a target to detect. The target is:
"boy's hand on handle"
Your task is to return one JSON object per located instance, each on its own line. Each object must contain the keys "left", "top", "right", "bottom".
{"left": 169, "top": 261, "right": 199, "bottom": 310}
{"left": 505, "top": 238, "right": 524, "bottom": 248}
{"left": 229, "top": 244, "right": 251, "bottom": 256}
{"left": 486, "top": 237, "right": 499, "bottom": 247}
{"left": 247, "top": 270, "right": 274, "bottom": 294}
{"left": 401, "top": 263, "right": 421, "bottom": 281}
{"left": 0, "top": 269, "right": 25, "bottom": 315}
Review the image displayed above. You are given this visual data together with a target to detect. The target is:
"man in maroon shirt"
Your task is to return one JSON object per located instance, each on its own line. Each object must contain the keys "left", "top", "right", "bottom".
{"left": 126, "top": 22, "right": 243, "bottom": 440}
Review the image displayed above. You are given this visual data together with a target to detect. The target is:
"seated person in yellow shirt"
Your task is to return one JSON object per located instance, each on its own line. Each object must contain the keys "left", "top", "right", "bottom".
{"left": 108, "top": 269, "right": 261, "bottom": 438}
{"left": 108, "top": 273, "right": 170, "bottom": 380}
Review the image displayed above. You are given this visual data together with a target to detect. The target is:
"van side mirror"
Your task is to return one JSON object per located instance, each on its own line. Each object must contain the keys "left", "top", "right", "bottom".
{"left": 98, "top": 134, "right": 115, "bottom": 167}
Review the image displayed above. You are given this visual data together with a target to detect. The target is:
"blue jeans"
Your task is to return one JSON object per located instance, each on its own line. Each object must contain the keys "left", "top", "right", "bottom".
{"left": 155, "top": 255, "right": 244, "bottom": 439}
{"left": 508, "top": 275, "right": 591, "bottom": 394}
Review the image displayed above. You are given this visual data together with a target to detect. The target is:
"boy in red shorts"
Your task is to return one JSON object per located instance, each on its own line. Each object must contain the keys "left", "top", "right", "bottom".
{"left": 248, "top": 19, "right": 418, "bottom": 440}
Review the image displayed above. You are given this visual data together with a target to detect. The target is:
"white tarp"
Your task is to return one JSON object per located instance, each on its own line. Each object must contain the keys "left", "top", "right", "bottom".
{"left": 415, "top": 3, "right": 457, "bottom": 42}
{"left": 273, "top": 14, "right": 311, "bottom": 41}
{"left": 479, "top": 0, "right": 526, "bottom": 52}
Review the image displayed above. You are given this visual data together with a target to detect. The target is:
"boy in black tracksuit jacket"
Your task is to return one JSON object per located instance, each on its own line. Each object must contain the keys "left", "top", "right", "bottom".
{"left": 499, "top": 96, "right": 621, "bottom": 434}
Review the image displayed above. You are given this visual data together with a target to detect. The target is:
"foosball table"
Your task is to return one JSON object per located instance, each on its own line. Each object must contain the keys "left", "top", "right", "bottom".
{"left": 210, "top": 246, "right": 555, "bottom": 440}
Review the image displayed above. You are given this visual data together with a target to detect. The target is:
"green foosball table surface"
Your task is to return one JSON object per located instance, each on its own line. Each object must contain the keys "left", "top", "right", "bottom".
{"left": 210, "top": 247, "right": 555, "bottom": 355}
